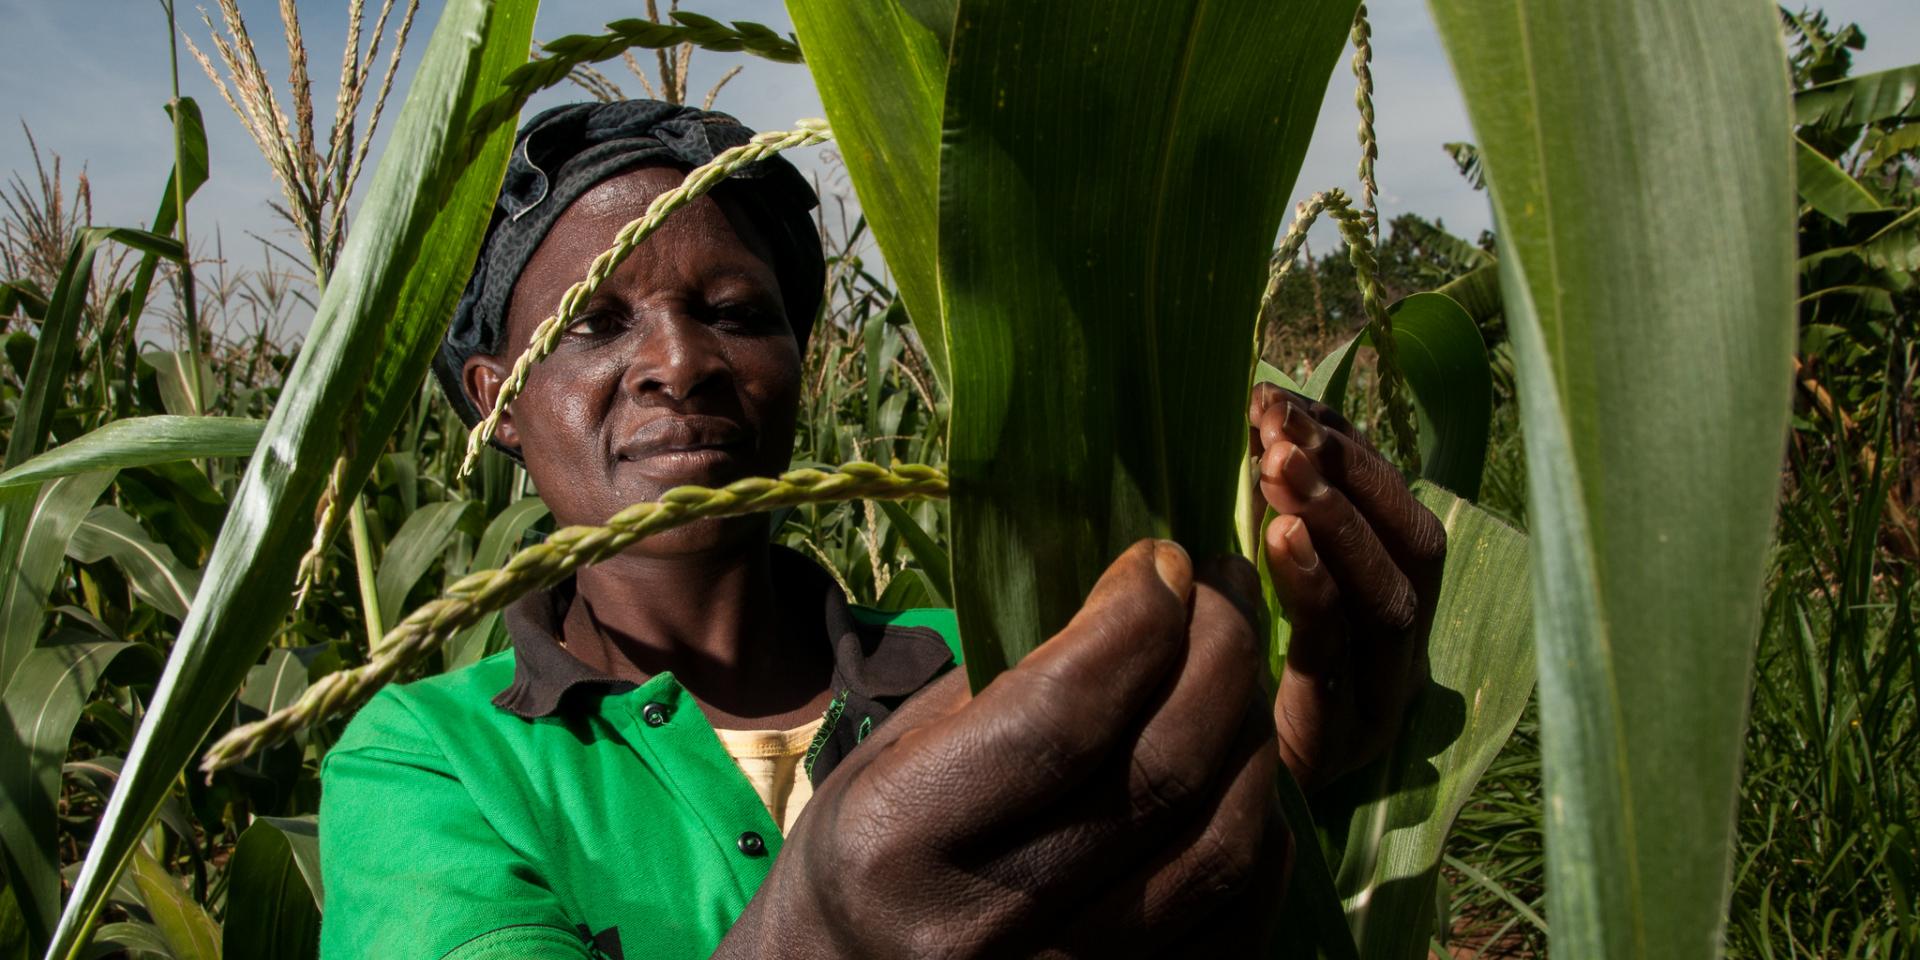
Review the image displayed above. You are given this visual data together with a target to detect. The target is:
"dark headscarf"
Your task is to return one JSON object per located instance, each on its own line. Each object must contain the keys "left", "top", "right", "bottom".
{"left": 432, "top": 100, "right": 825, "bottom": 432}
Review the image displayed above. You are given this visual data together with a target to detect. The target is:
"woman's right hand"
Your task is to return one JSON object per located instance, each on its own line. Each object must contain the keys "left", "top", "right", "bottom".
{"left": 718, "top": 540, "right": 1290, "bottom": 959}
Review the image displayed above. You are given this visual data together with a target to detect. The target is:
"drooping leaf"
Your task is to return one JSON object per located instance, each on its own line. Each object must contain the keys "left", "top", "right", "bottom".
{"left": 939, "top": 0, "right": 1359, "bottom": 684}
{"left": 0, "top": 635, "right": 137, "bottom": 956}
{"left": 79, "top": 921, "right": 172, "bottom": 960}
{"left": 46, "top": 4, "right": 541, "bottom": 955}
{"left": 875, "top": 568, "right": 941, "bottom": 612}
{"left": 1794, "top": 62, "right": 1920, "bottom": 128}
{"left": 117, "top": 96, "right": 209, "bottom": 360}
{"left": 67, "top": 507, "right": 201, "bottom": 621}
{"left": 1795, "top": 135, "right": 1885, "bottom": 222}
{"left": 222, "top": 817, "right": 321, "bottom": 960}
{"left": 1427, "top": 0, "right": 1797, "bottom": 955}
{"left": 374, "top": 499, "right": 476, "bottom": 630}
{"left": 127, "top": 847, "right": 220, "bottom": 960}
{"left": 142, "top": 351, "right": 217, "bottom": 419}
{"left": 787, "top": 0, "right": 950, "bottom": 388}
{"left": 467, "top": 497, "right": 550, "bottom": 576}
{"left": 1321, "top": 484, "right": 1532, "bottom": 958}
{"left": 0, "top": 418, "right": 264, "bottom": 490}
{"left": 1385, "top": 293, "right": 1492, "bottom": 500}
{"left": 1434, "top": 261, "right": 1502, "bottom": 327}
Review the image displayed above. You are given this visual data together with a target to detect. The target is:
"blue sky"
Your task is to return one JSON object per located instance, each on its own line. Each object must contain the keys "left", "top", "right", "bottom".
{"left": 3, "top": 0, "right": 1915, "bottom": 338}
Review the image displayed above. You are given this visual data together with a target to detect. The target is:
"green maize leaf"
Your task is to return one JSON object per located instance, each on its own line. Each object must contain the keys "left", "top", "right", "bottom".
{"left": 1795, "top": 136, "right": 1885, "bottom": 222}
{"left": 0, "top": 281, "right": 47, "bottom": 321}
{"left": 66, "top": 507, "right": 201, "bottom": 621}
{"left": 876, "top": 567, "right": 941, "bottom": 612}
{"left": 238, "top": 650, "right": 308, "bottom": 722}
{"left": 1794, "top": 62, "right": 1920, "bottom": 128}
{"left": 1426, "top": 0, "right": 1796, "bottom": 954}
{"left": 1303, "top": 336, "right": 1363, "bottom": 417}
{"left": 940, "top": 0, "right": 1358, "bottom": 684}
{"left": 1319, "top": 483, "right": 1531, "bottom": 959}
{"left": 875, "top": 499, "right": 951, "bottom": 605}
{"left": 444, "top": 498, "right": 551, "bottom": 671}
{"left": 80, "top": 922, "right": 172, "bottom": 960}
{"left": 374, "top": 499, "right": 477, "bottom": 630}
{"left": 787, "top": 0, "right": 950, "bottom": 389}
{"left": 117, "top": 98, "right": 209, "bottom": 360}
{"left": 1273, "top": 763, "right": 1362, "bottom": 960}
{"left": 0, "top": 471, "right": 116, "bottom": 697}
{"left": 142, "top": 351, "right": 216, "bottom": 419}
{"left": 221, "top": 817, "right": 321, "bottom": 960}
{"left": 127, "top": 847, "right": 218, "bottom": 960}
{"left": 255, "top": 816, "right": 323, "bottom": 910}
{"left": 467, "top": 498, "right": 551, "bottom": 575}
{"left": 0, "top": 635, "right": 141, "bottom": 955}
{"left": 1387, "top": 293, "right": 1492, "bottom": 500}
{"left": 44, "top": 4, "right": 539, "bottom": 956}
{"left": 0, "top": 418, "right": 265, "bottom": 490}
{"left": 4, "top": 228, "right": 182, "bottom": 472}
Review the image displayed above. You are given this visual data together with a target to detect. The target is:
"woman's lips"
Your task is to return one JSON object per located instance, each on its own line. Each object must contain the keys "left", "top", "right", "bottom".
{"left": 614, "top": 415, "right": 751, "bottom": 478}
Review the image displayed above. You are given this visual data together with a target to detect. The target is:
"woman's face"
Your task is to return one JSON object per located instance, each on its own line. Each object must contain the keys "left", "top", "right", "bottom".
{"left": 463, "top": 165, "right": 802, "bottom": 555}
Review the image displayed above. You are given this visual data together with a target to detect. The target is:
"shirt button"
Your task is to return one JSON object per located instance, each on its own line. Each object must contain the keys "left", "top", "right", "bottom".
{"left": 736, "top": 831, "right": 767, "bottom": 857}
{"left": 641, "top": 703, "right": 670, "bottom": 727}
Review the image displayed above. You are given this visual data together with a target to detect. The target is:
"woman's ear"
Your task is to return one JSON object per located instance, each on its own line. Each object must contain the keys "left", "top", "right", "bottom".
{"left": 462, "top": 354, "right": 520, "bottom": 451}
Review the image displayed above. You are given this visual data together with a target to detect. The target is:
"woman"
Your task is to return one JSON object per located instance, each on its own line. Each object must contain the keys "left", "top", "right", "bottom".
{"left": 320, "top": 101, "right": 1444, "bottom": 959}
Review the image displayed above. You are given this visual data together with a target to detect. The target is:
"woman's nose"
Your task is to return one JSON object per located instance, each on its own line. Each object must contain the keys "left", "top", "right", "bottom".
{"left": 619, "top": 312, "right": 727, "bottom": 403}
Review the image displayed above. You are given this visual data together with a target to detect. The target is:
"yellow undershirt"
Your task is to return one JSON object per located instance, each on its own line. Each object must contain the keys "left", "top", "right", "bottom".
{"left": 711, "top": 716, "right": 824, "bottom": 835}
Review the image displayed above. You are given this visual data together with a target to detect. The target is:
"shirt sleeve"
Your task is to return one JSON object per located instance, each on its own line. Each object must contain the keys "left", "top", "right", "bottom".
{"left": 318, "top": 689, "right": 591, "bottom": 960}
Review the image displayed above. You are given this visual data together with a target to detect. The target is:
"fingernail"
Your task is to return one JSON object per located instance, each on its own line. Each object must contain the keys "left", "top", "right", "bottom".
{"left": 1280, "top": 515, "right": 1319, "bottom": 571}
{"left": 1283, "top": 445, "right": 1329, "bottom": 499}
{"left": 1281, "top": 402, "right": 1326, "bottom": 450}
{"left": 1152, "top": 540, "right": 1193, "bottom": 599}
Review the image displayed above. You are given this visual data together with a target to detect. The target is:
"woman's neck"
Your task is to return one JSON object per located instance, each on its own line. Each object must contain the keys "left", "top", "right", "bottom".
{"left": 562, "top": 541, "right": 835, "bottom": 729}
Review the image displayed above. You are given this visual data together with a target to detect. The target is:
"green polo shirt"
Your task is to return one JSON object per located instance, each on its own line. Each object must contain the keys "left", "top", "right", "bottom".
{"left": 318, "top": 549, "right": 961, "bottom": 960}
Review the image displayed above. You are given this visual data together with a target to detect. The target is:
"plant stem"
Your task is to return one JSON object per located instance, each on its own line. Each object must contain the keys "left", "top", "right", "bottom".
{"left": 348, "top": 496, "right": 384, "bottom": 648}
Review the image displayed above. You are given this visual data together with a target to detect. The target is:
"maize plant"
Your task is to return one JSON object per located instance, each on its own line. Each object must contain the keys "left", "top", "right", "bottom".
{"left": 2, "top": 0, "right": 1806, "bottom": 957}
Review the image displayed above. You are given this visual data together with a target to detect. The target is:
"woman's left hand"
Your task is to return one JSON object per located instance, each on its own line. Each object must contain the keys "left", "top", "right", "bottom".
{"left": 1249, "top": 384, "right": 1446, "bottom": 793}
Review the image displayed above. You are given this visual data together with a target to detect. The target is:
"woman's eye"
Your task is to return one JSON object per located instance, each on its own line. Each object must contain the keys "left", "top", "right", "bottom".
{"left": 563, "top": 313, "right": 617, "bottom": 338}
{"left": 713, "top": 302, "right": 773, "bottom": 330}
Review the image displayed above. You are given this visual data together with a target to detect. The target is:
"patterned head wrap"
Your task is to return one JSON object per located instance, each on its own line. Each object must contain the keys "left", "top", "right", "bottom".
{"left": 432, "top": 100, "right": 824, "bottom": 431}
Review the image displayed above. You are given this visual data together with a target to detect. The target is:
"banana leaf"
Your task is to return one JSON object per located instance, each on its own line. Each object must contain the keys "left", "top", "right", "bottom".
{"left": 1796, "top": 136, "right": 1886, "bottom": 221}
{"left": 1794, "top": 62, "right": 1920, "bottom": 128}
{"left": 1426, "top": 0, "right": 1796, "bottom": 956}
{"left": 938, "top": 0, "right": 1360, "bottom": 684}
{"left": 45, "top": 4, "right": 539, "bottom": 955}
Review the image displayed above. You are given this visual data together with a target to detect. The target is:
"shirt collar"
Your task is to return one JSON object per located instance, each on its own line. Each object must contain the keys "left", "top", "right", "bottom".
{"left": 490, "top": 545, "right": 954, "bottom": 720}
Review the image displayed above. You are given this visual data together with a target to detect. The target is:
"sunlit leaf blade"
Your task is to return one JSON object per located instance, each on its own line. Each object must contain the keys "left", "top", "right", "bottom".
{"left": 221, "top": 817, "right": 321, "bottom": 960}
{"left": 119, "top": 97, "right": 210, "bottom": 350}
{"left": 787, "top": 0, "right": 950, "bottom": 389}
{"left": 1426, "top": 0, "right": 1797, "bottom": 954}
{"left": 44, "top": 4, "right": 539, "bottom": 956}
{"left": 1321, "top": 483, "right": 1532, "bottom": 959}
{"left": 1794, "top": 62, "right": 1920, "bottom": 127}
{"left": 1388, "top": 293, "right": 1492, "bottom": 499}
{"left": 66, "top": 507, "right": 201, "bottom": 621}
{"left": 0, "top": 418, "right": 265, "bottom": 490}
{"left": 0, "top": 635, "right": 135, "bottom": 953}
{"left": 127, "top": 847, "right": 219, "bottom": 960}
{"left": 940, "top": 0, "right": 1358, "bottom": 684}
